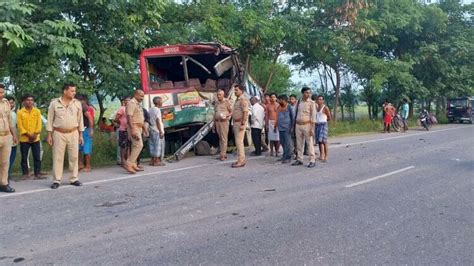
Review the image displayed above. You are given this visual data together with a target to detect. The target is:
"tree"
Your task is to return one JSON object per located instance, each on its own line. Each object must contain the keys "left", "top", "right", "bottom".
{"left": 250, "top": 55, "right": 291, "bottom": 95}
{"left": 285, "top": 0, "right": 370, "bottom": 124}
{"left": 351, "top": 0, "right": 473, "bottom": 117}
{"left": 32, "top": 0, "right": 166, "bottom": 121}
{"left": 152, "top": 0, "right": 289, "bottom": 93}
{"left": 1, "top": 0, "right": 84, "bottom": 103}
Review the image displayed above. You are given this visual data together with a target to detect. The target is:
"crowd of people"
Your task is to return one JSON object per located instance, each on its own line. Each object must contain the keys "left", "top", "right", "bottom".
{"left": 0, "top": 82, "right": 332, "bottom": 193}
{"left": 213, "top": 86, "right": 331, "bottom": 169}
{"left": 0, "top": 82, "right": 170, "bottom": 193}
{"left": 382, "top": 98, "right": 410, "bottom": 133}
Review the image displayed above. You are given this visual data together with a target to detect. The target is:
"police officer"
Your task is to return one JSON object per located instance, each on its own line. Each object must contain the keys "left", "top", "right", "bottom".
{"left": 213, "top": 89, "right": 232, "bottom": 161}
{"left": 125, "top": 90, "right": 147, "bottom": 174}
{"left": 292, "top": 87, "right": 317, "bottom": 168}
{"left": 0, "top": 84, "right": 17, "bottom": 193}
{"left": 46, "top": 83, "right": 84, "bottom": 189}
{"left": 231, "top": 84, "right": 249, "bottom": 168}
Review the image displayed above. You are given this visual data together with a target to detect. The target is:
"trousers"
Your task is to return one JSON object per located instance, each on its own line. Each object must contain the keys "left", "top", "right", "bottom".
{"left": 127, "top": 127, "right": 143, "bottom": 167}
{"left": 52, "top": 130, "right": 79, "bottom": 183}
{"left": 0, "top": 135, "right": 12, "bottom": 185}
{"left": 215, "top": 121, "right": 229, "bottom": 157}
{"left": 20, "top": 141, "right": 41, "bottom": 175}
{"left": 295, "top": 124, "right": 315, "bottom": 163}
{"left": 233, "top": 124, "right": 246, "bottom": 162}
{"left": 279, "top": 130, "right": 291, "bottom": 160}
{"left": 251, "top": 128, "right": 262, "bottom": 155}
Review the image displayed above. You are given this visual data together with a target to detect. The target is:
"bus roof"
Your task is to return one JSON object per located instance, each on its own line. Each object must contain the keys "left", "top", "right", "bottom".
{"left": 140, "top": 43, "right": 234, "bottom": 58}
{"left": 448, "top": 96, "right": 474, "bottom": 101}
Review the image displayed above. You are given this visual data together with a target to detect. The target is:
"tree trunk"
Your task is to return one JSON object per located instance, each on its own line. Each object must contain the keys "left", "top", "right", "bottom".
{"left": 333, "top": 68, "right": 341, "bottom": 124}
{"left": 324, "top": 64, "right": 341, "bottom": 124}
{"left": 372, "top": 102, "right": 379, "bottom": 120}
{"left": 340, "top": 104, "right": 345, "bottom": 121}
{"left": 318, "top": 69, "right": 326, "bottom": 94}
{"left": 368, "top": 102, "right": 372, "bottom": 120}
{"left": 264, "top": 47, "right": 282, "bottom": 93}
{"left": 435, "top": 97, "right": 442, "bottom": 116}
{"left": 441, "top": 97, "right": 448, "bottom": 115}
{"left": 95, "top": 90, "right": 106, "bottom": 125}
{"left": 352, "top": 104, "right": 356, "bottom": 120}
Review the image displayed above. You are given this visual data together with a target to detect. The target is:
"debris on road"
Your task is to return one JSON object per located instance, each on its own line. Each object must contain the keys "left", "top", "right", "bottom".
{"left": 94, "top": 200, "right": 129, "bottom": 207}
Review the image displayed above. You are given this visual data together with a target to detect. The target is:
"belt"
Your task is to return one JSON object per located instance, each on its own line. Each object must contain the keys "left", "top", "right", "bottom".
{"left": 233, "top": 119, "right": 242, "bottom": 122}
{"left": 296, "top": 121, "right": 311, "bottom": 125}
{"left": 0, "top": 131, "right": 10, "bottom": 136}
{"left": 53, "top": 127, "right": 78, "bottom": 133}
{"left": 215, "top": 119, "right": 228, "bottom": 122}
{"left": 133, "top": 123, "right": 144, "bottom": 128}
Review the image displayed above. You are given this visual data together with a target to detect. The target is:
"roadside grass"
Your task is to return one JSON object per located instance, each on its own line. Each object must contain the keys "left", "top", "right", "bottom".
{"left": 329, "top": 118, "right": 418, "bottom": 137}
{"left": 330, "top": 119, "right": 382, "bottom": 137}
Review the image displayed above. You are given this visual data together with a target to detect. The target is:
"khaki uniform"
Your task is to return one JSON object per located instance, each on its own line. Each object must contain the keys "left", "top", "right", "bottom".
{"left": 126, "top": 98, "right": 144, "bottom": 167}
{"left": 214, "top": 99, "right": 232, "bottom": 157}
{"left": 295, "top": 98, "right": 316, "bottom": 163}
{"left": 46, "top": 97, "right": 84, "bottom": 184}
{"left": 0, "top": 98, "right": 13, "bottom": 186}
{"left": 232, "top": 96, "right": 249, "bottom": 162}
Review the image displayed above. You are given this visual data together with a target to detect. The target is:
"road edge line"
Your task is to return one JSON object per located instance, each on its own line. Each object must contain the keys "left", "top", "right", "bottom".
{"left": 344, "top": 166, "right": 416, "bottom": 188}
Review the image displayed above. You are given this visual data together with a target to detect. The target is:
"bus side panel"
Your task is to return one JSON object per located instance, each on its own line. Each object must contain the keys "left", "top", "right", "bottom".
{"left": 146, "top": 90, "right": 212, "bottom": 129}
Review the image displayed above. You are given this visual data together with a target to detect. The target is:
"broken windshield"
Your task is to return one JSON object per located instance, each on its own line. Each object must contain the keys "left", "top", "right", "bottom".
{"left": 146, "top": 53, "right": 233, "bottom": 91}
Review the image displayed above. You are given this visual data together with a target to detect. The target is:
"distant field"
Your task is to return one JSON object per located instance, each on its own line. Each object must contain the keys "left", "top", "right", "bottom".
{"left": 89, "top": 97, "right": 122, "bottom": 121}
{"left": 335, "top": 104, "right": 371, "bottom": 120}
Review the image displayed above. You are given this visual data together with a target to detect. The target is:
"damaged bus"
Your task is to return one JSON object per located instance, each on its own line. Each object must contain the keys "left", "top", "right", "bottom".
{"left": 139, "top": 43, "right": 262, "bottom": 160}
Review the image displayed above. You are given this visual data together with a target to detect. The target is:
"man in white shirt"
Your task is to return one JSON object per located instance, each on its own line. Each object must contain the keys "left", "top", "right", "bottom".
{"left": 250, "top": 97, "right": 265, "bottom": 156}
{"left": 148, "top": 96, "right": 165, "bottom": 166}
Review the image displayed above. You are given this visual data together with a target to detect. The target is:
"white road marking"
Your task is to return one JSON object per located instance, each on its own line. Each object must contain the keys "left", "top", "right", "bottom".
{"left": 1, "top": 188, "right": 52, "bottom": 197}
{"left": 1, "top": 126, "right": 470, "bottom": 198}
{"left": 332, "top": 126, "right": 472, "bottom": 148}
{"left": 0, "top": 157, "right": 259, "bottom": 198}
{"left": 344, "top": 166, "right": 415, "bottom": 188}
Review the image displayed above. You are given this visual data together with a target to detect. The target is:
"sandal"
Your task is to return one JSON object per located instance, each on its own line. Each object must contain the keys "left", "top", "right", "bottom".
{"left": 33, "top": 175, "right": 48, "bottom": 180}
{"left": 232, "top": 162, "right": 246, "bottom": 168}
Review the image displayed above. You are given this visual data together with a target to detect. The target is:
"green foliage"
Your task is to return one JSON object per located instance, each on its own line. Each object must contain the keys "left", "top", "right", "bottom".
{"left": 0, "top": 1, "right": 35, "bottom": 49}
{"left": 2, "top": 0, "right": 166, "bottom": 117}
{"left": 153, "top": 0, "right": 289, "bottom": 92}
{"left": 250, "top": 56, "right": 292, "bottom": 94}
{"left": 1, "top": 0, "right": 473, "bottom": 123}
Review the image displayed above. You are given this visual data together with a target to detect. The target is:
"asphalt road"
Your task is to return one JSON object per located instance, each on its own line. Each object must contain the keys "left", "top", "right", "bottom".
{"left": 1, "top": 124, "right": 473, "bottom": 265}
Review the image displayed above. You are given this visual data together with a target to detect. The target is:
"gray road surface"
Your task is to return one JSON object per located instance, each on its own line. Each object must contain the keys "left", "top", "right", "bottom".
{"left": 1, "top": 124, "right": 473, "bottom": 265}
